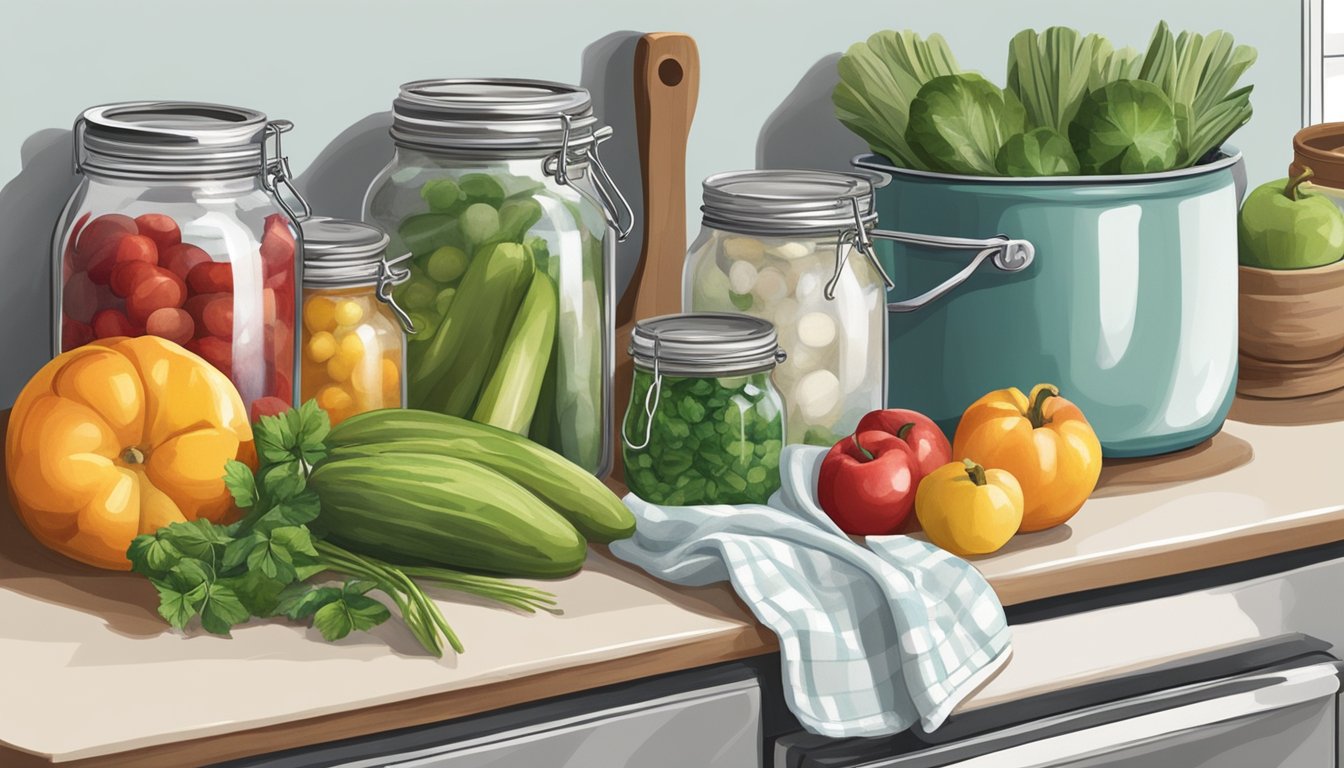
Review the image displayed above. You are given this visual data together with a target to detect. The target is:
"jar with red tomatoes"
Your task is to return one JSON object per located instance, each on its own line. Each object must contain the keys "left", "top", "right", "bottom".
{"left": 53, "top": 102, "right": 307, "bottom": 421}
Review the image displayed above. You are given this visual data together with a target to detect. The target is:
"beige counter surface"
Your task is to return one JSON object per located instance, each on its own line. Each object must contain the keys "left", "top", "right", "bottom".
{"left": 4, "top": 395, "right": 1344, "bottom": 766}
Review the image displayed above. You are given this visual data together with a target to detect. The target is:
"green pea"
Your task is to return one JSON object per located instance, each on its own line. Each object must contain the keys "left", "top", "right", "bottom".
{"left": 420, "top": 179, "right": 464, "bottom": 213}
{"left": 460, "top": 203, "right": 500, "bottom": 245}
{"left": 400, "top": 279, "right": 437, "bottom": 310}
{"left": 434, "top": 286, "right": 457, "bottom": 316}
{"left": 427, "top": 245, "right": 469, "bottom": 283}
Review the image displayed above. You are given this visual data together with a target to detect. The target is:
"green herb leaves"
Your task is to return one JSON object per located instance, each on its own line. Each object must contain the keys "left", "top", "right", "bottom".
{"left": 834, "top": 22, "right": 1254, "bottom": 176}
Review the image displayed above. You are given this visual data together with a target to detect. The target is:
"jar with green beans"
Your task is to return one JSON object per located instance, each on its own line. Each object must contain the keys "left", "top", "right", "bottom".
{"left": 622, "top": 313, "right": 787, "bottom": 506}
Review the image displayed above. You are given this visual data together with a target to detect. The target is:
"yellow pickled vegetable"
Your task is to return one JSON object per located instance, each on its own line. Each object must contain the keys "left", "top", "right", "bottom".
{"left": 306, "top": 331, "right": 336, "bottom": 363}
{"left": 301, "top": 290, "right": 406, "bottom": 425}
{"left": 335, "top": 300, "right": 364, "bottom": 327}
{"left": 304, "top": 296, "right": 336, "bottom": 333}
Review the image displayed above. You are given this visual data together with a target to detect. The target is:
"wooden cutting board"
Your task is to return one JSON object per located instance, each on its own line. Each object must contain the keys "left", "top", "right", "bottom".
{"left": 609, "top": 33, "right": 700, "bottom": 483}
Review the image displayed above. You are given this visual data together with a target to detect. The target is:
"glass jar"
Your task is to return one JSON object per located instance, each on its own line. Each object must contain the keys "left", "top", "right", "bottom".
{"left": 621, "top": 313, "right": 787, "bottom": 506}
{"left": 298, "top": 217, "right": 412, "bottom": 425}
{"left": 363, "top": 79, "right": 632, "bottom": 475}
{"left": 53, "top": 101, "right": 307, "bottom": 421}
{"left": 684, "top": 170, "right": 891, "bottom": 447}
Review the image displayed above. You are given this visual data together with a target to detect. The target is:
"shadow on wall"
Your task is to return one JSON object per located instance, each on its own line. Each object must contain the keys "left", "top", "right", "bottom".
{"left": 294, "top": 112, "right": 394, "bottom": 221}
{"left": 581, "top": 30, "right": 644, "bottom": 301}
{"left": 0, "top": 129, "right": 79, "bottom": 407}
{"left": 757, "top": 54, "right": 866, "bottom": 173}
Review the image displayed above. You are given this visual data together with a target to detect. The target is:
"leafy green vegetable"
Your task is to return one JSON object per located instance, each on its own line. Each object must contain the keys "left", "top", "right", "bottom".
{"left": 125, "top": 401, "right": 559, "bottom": 656}
{"left": 995, "top": 128, "right": 1080, "bottom": 176}
{"left": 1006, "top": 27, "right": 1115, "bottom": 134}
{"left": 1137, "top": 21, "right": 1256, "bottom": 166}
{"left": 833, "top": 30, "right": 962, "bottom": 168}
{"left": 833, "top": 22, "right": 1254, "bottom": 176}
{"left": 906, "top": 74, "right": 1026, "bottom": 175}
{"left": 1070, "top": 79, "right": 1179, "bottom": 174}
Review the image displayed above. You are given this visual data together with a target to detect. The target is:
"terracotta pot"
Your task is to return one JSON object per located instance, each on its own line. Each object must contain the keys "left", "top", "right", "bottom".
{"left": 1237, "top": 258, "right": 1344, "bottom": 398}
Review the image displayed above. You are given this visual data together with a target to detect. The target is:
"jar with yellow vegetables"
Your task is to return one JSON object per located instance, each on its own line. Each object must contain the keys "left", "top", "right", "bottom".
{"left": 299, "top": 217, "right": 413, "bottom": 424}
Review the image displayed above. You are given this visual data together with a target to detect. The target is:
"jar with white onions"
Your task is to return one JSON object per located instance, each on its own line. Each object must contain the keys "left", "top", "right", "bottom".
{"left": 684, "top": 170, "right": 889, "bottom": 446}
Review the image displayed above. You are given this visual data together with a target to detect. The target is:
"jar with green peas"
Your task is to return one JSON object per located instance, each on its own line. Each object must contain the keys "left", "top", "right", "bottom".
{"left": 363, "top": 79, "right": 633, "bottom": 476}
{"left": 622, "top": 314, "right": 788, "bottom": 506}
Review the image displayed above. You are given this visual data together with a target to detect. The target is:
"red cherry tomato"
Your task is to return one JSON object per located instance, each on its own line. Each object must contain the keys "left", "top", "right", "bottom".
{"left": 61, "top": 317, "right": 94, "bottom": 351}
{"left": 85, "top": 240, "right": 124, "bottom": 285}
{"left": 114, "top": 234, "right": 159, "bottom": 267}
{"left": 73, "top": 214, "right": 136, "bottom": 270}
{"left": 145, "top": 307, "right": 195, "bottom": 345}
{"left": 110, "top": 260, "right": 159, "bottom": 298}
{"left": 269, "top": 369, "right": 292, "bottom": 402}
{"left": 187, "top": 261, "right": 234, "bottom": 293}
{"left": 186, "top": 335, "right": 233, "bottom": 375}
{"left": 160, "top": 243, "right": 211, "bottom": 282}
{"left": 62, "top": 272, "right": 97, "bottom": 324}
{"left": 201, "top": 295, "right": 233, "bottom": 338}
{"left": 125, "top": 267, "right": 187, "bottom": 324}
{"left": 261, "top": 288, "right": 278, "bottom": 325}
{"left": 249, "top": 395, "right": 290, "bottom": 422}
{"left": 260, "top": 214, "right": 296, "bottom": 274}
{"left": 134, "top": 213, "right": 181, "bottom": 251}
{"left": 91, "top": 309, "right": 139, "bottom": 339}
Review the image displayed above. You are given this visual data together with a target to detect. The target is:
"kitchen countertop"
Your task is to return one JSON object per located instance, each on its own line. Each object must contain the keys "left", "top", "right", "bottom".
{"left": 4, "top": 394, "right": 1344, "bottom": 766}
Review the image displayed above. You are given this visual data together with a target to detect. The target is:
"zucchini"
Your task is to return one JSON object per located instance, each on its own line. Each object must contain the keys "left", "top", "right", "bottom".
{"left": 309, "top": 453, "right": 586, "bottom": 578}
{"left": 327, "top": 409, "right": 635, "bottom": 543}
{"left": 472, "top": 271, "right": 558, "bottom": 434}
{"left": 410, "top": 240, "right": 533, "bottom": 408}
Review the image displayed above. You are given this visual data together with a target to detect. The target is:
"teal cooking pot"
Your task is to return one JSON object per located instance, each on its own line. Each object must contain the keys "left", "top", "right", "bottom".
{"left": 852, "top": 150, "right": 1242, "bottom": 458}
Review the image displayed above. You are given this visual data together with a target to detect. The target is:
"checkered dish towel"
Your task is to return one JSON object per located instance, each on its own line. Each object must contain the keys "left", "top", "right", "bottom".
{"left": 610, "top": 444, "right": 1011, "bottom": 739}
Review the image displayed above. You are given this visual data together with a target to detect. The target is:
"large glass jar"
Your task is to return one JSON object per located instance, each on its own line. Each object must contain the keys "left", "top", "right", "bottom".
{"left": 364, "top": 79, "right": 631, "bottom": 476}
{"left": 684, "top": 170, "right": 890, "bottom": 447}
{"left": 53, "top": 102, "right": 306, "bottom": 421}
{"left": 298, "top": 217, "right": 411, "bottom": 425}
{"left": 622, "top": 313, "right": 787, "bottom": 506}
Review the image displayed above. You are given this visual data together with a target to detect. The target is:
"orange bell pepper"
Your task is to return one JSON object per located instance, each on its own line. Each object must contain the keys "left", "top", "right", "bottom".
{"left": 952, "top": 383, "right": 1102, "bottom": 532}
{"left": 5, "top": 336, "right": 253, "bottom": 569}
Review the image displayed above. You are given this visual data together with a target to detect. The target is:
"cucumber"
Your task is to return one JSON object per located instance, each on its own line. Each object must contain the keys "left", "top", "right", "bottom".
{"left": 410, "top": 240, "right": 533, "bottom": 408}
{"left": 309, "top": 453, "right": 586, "bottom": 578}
{"left": 327, "top": 409, "right": 635, "bottom": 543}
{"left": 472, "top": 271, "right": 558, "bottom": 434}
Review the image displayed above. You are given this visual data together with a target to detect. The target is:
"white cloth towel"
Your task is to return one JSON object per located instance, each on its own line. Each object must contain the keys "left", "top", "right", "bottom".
{"left": 610, "top": 445, "right": 1011, "bottom": 738}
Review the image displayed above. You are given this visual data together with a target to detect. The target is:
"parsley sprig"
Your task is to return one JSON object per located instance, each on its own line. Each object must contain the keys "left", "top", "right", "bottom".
{"left": 127, "top": 401, "right": 557, "bottom": 656}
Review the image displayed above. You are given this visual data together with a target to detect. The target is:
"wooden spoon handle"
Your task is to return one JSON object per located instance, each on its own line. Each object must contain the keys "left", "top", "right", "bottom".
{"left": 609, "top": 32, "right": 699, "bottom": 484}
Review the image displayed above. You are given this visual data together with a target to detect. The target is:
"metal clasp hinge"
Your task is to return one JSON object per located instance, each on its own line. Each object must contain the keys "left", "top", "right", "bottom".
{"left": 543, "top": 115, "right": 635, "bottom": 242}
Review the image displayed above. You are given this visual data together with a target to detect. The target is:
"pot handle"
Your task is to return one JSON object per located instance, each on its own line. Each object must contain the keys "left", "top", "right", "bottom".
{"left": 869, "top": 229, "right": 1035, "bottom": 313}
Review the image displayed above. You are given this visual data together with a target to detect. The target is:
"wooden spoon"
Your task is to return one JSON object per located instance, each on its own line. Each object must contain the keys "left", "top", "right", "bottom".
{"left": 608, "top": 32, "right": 700, "bottom": 486}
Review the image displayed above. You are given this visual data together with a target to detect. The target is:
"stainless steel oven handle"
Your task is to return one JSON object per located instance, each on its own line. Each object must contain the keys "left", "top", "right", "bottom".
{"left": 940, "top": 661, "right": 1344, "bottom": 768}
{"left": 867, "top": 229, "right": 1035, "bottom": 314}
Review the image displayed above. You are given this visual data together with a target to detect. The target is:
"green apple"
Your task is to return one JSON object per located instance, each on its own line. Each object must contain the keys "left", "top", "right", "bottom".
{"left": 1238, "top": 169, "right": 1344, "bottom": 269}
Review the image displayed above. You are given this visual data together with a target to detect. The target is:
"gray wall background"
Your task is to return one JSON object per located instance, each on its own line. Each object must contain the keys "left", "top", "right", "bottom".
{"left": 0, "top": 0, "right": 1304, "bottom": 406}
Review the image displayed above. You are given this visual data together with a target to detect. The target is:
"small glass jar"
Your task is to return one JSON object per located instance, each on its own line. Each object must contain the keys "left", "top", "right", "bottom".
{"left": 684, "top": 170, "right": 891, "bottom": 447}
{"left": 53, "top": 101, "right": 307, "bottom": 421}
{"left": 299, "top": 217, "right": 412, "bottom": 425}
{"left": 363, "top": 79, "right": 632, "bottom": 475}
{"left": 622, "top": 313, "right": 787, "bottom": 506}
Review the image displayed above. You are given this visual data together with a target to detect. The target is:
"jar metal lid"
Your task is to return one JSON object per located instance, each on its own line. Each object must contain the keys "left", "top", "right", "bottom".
{"left": 390, "top": 78, "right": 602, "bottom": 155}
{"left": 700, "top": 169, "right": 882, "bottom": 236}
{"left": 76, "top": 101, "right": 272, "bottom": 179}
{"left": 300, "top": 216, "right": 400, "bottom": 288}
{"left": 630, "top": 313, "right": 786, "bottom": 377}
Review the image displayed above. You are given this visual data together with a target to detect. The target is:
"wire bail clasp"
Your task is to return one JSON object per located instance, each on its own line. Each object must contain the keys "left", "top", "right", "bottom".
{"left": 824, "top": 196, "right": 896, "bottom": 301}
{"left": 261, "top": 120, "right": 312, "bottom": 221}
{"left": 375, "top": 252, "right": 416, "bottom": 334}
{"left": 621, "top": 334, "right": 663, "bottom": 451}
{"left": 543, "top": 114, "right": 635, "bottom": 243}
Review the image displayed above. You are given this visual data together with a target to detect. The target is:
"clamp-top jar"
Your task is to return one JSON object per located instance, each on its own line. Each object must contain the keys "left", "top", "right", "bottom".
{"left": 299, "top": 217, "right": 412, "bottom": 425}
{"left": 364, "top": 78, "right": 633, "bottom": 475}
{"left": 684, "top": 170, "right": 892, "bottom": 446}
{"left": 622, "top": 313, "right": 787, "bottom": 506}
{"left": 53, "top": 101, "right": 308, "bottom": 421}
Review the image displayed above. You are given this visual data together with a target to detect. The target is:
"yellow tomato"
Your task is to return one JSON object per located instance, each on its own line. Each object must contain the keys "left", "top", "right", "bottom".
{"left": 915, "top": 459, "right": 1023, "bottom": 557}
{"left": 953, "top": 383, "right": 1102, "bottom": 532}
{"left": 5, "top": 337, "right": 252, "bottom": 570}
